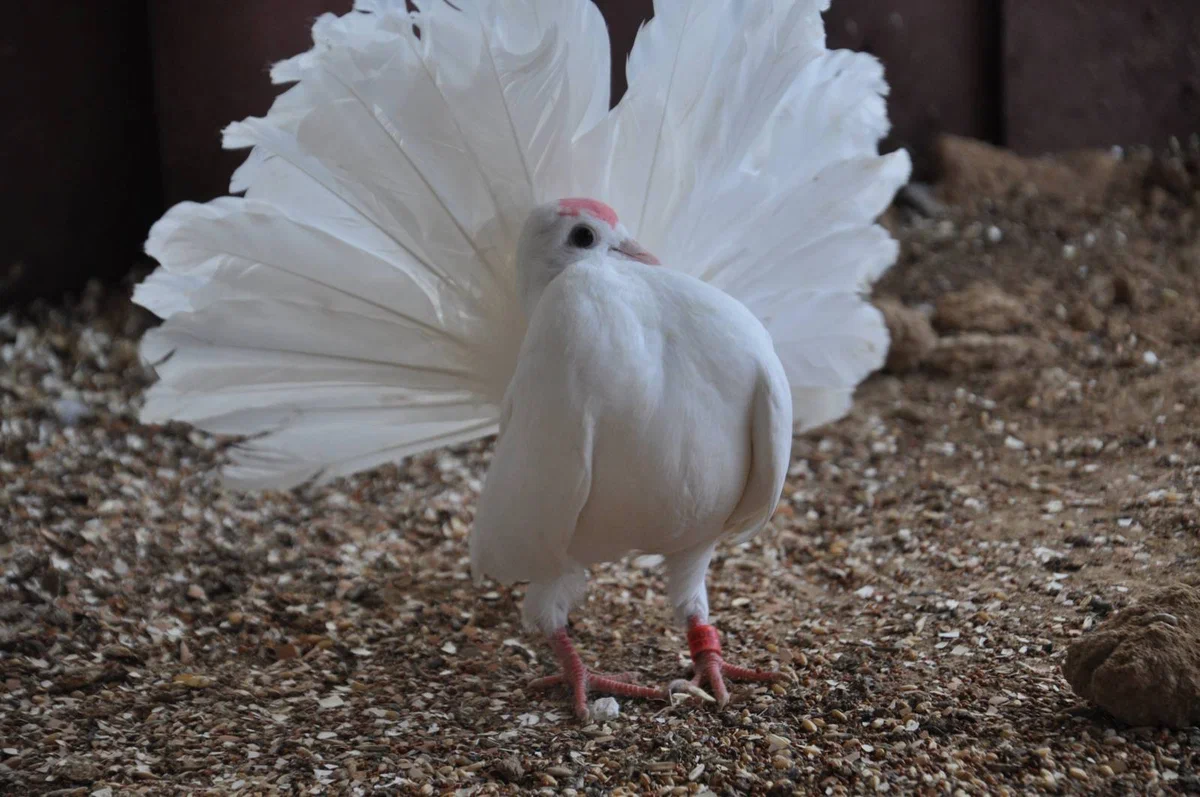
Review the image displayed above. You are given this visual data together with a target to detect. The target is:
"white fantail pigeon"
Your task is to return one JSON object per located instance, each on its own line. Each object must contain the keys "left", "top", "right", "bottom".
{"left": 134, "top": 0, "right": 911, "bottom": 718}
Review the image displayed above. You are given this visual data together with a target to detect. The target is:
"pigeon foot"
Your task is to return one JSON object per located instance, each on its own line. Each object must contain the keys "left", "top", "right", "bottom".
{"left": 667, "top": 617, "right": 788, "bottom": 707}
{"left": 529, "top": 628, "right": 664, "bottom": 719}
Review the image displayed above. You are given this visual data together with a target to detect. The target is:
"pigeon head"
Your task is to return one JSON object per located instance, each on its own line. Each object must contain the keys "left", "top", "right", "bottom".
{"left": 516, "top": 198, "right": 659, "bottom": 313}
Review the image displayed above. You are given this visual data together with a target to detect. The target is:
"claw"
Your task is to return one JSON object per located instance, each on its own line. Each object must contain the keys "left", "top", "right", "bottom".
{"left": 666, "top": 679, "right": 716, "bottom": 704}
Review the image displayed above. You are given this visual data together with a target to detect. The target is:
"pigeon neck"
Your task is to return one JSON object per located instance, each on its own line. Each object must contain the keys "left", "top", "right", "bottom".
{"left": 518, "top": 267, "right": 554, "bottom": 317}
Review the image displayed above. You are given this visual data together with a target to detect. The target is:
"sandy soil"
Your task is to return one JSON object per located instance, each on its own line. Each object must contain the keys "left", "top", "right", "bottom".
{"left": 2, "top": 137, "right": 1199, "bottom": 795}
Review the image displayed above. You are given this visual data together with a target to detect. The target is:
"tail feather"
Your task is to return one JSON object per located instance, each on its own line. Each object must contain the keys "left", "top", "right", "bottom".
{"left": 575, "top": 1, "right": 909, "bottom": 429}
{"left": 222, "top": 415, "right": 497, "bottom": 491}
{"left": 136, "top": 2, "right": 610, "bottom": 489}
{"left": 135, "top": 0, "right": 908, "bottom": 491}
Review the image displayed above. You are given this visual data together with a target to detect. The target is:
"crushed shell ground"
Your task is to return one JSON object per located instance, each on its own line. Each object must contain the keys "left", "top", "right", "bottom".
{"left": 3, "top": 138, "right": 1200, "bottom": 794}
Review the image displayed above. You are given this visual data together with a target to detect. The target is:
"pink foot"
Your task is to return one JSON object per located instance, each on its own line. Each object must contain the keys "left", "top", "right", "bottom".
{"left": 669, "top": 617, "right": 788, "bottom": 706}
{"left": 529, "top": 628, "right": 665, "bottom": 719}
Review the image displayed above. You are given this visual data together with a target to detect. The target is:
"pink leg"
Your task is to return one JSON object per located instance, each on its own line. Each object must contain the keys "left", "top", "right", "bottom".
{"left": 673, "top": 616, "right": 787, "bottom": 706}
{"left": 528, "top": 628, "right": 665, "bottom": 719}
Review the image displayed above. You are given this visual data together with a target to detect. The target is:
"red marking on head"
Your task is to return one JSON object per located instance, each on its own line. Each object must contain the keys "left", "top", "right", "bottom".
{"left": 557, "top": 198, "right": 619, "bottom": 228}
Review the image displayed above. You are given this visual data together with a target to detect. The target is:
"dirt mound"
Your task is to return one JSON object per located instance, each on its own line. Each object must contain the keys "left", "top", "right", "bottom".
{"left": 935, "top": 134, "right": 1121, "bottom": 208}
{"left": 1064, "top": 584, "right": 1200, "bottom": 728}
{"left": 876, "top": 298, "right": 936, "bottom": 373}
{"left": 932, "top": 282, "right": 1029, "bottom": 335}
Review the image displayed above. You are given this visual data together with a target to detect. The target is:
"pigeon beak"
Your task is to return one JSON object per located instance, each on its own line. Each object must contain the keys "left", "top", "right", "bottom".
{"left": 612, "top": 238, "right": 660, "bottom": 266}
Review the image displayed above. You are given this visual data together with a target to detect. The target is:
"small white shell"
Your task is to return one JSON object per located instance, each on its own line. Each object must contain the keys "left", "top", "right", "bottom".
{"left": 591, "top": 697, "right": 620, "bottom": 721}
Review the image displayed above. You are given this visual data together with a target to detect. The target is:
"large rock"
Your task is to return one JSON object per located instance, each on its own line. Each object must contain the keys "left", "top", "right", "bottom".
{"left": 1063, "top": 583, "right": 1200, "bottom": 728}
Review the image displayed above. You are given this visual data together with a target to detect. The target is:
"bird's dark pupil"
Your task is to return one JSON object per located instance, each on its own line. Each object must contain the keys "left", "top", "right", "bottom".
{"left": 570, "top": 226, "right": 595, "bottom": 248}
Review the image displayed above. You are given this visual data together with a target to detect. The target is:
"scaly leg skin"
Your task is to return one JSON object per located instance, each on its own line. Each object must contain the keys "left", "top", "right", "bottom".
{"left": 670, "top": 615, "right": 788, "bottom": 707}
{"left": 528, "top": 628, "right": 665, "bottom": 719}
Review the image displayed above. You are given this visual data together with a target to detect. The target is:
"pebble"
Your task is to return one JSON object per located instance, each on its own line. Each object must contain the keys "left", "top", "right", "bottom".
{"left": 52, "top": 397, "right": 92, "bottom": 425}
{"left": 4, "top": 193, "right": 1197, "bottom": 794}
{"left": 591, "top": 697, "right": 620, "bottom": 721}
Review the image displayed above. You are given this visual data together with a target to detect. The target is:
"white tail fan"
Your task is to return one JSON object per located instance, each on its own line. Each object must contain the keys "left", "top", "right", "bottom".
{"left": 134, "top": 0, "right": 911, "bottom": 490}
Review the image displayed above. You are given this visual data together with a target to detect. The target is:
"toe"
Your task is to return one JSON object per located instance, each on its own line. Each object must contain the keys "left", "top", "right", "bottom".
{"left": 709, "top": 675, "right": 730, "bottom": 706}
{"left": 528, "top": 673, "right": 566, "bottom": 690}
{"left": 701, "top": 655, "right": 729, "bottom": 705}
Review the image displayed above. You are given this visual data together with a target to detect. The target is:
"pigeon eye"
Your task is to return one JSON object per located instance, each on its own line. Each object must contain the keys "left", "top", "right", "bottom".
{"left": 568, "top": 225, "right": 596, "bottom": 249}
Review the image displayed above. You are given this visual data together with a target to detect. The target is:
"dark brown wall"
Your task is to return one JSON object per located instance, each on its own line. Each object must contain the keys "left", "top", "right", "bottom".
{"left": 149, "top": 0, "right": 353, "bottom": 207}
{"left": 4, "top": 1, "right": 1200, "bottom": 306}
{"left": 1005, "top": 0, "right": 1200, "bottom": 155}
{"left": 0, "top": 2, "right": 160, "bottom": 305}
{"left": 592, "top": 0, "right": 651, "bottom": 102}
{"left": 145, "top": 0, "right": 1003, "bottom": 202}
{"left": 825, "top": 0, "right": 1001, "bottom": 178}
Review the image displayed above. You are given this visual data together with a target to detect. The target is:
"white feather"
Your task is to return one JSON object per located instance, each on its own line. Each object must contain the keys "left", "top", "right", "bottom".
{"left": 572, "top": 1, "right": 909, "bottom": 433}
{"left": 135, "top": 0, "right": 908, "bottom": 493}
{"left": 470, "top": 252, "right": 792, "bottom": 633}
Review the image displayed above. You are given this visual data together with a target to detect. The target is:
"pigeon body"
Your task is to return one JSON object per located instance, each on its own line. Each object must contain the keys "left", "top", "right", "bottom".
{"left": 471, "top": 201, "right": 792, "bottom": 634}
{"left": 132, "top": 0, "right": 911, "bottom": 717}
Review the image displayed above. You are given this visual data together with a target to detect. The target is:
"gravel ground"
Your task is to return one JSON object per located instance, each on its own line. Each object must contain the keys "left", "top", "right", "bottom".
{"left": 3, "top": 138, "right": 1200, "bottom": 795}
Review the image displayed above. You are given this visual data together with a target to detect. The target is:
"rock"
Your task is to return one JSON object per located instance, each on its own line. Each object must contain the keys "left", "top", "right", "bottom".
{"left": 876, "top": 299, "right": 937, "bottom": 374}
{"left": 933, "top": 283, "right": 1029, "bottom": 335}
{"left": 1145, "top": 139, "right": 1200, "bottom": 202}
{"left": 493, "top": 756, "right": 525, "bottom": 783}
{"left": 1110, "top": 272, "right": 1142, "bottom": 310}
{"left": 52, "top": 398, "right": 92, "bottom": 426}
{"left": 1063, "top": 583, "right": 1200, "bottom": 728}
{"left": 936, "top": 135, "right": 1120, "bottom": 207}
{"left": 52, "top": 667, "right": 106, "bottom": 694}
{"left": 55, "top": 756, "right": 101, "bottom": 783}
{"left": 7, "top": 549, "right": 47, "bottom": 582}
{"left": 100, "top": 644, "right": 142, "bottom": 664}
{"left": 925, "top": 335, "right": 1056, "bottom": 375}
{"left": 895, "top": 182, "right": 946, "bottom": 218}
{"left": 1067, "top": 300, "right": 1103, "bottom": 332}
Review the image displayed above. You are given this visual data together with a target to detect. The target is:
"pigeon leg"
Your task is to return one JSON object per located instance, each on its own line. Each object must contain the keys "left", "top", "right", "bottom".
{"left": 528, "top": 628, "right": 664, "bottom": 719}
{"left": 670, "top": 615, "right": 787, "bottom": 707}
